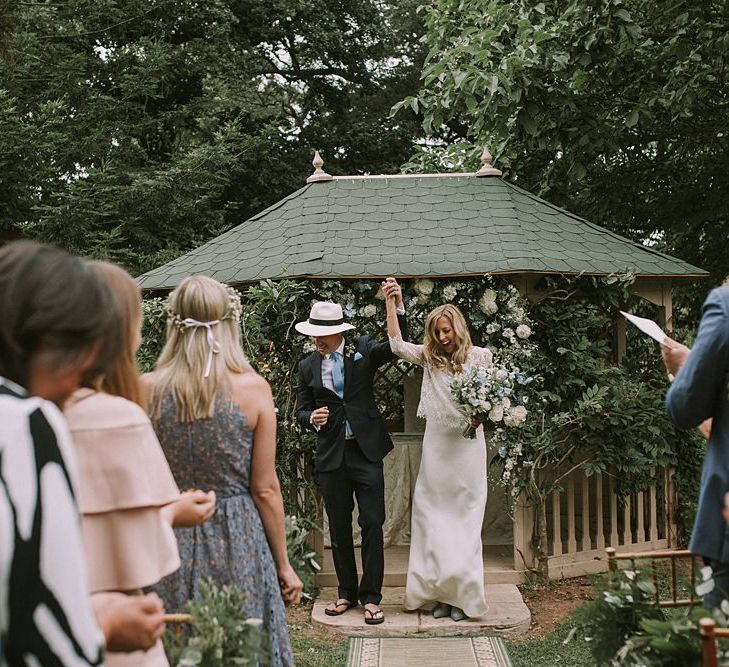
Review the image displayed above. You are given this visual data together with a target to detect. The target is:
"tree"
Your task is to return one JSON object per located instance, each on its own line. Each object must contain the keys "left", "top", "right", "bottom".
{"left": 396, "top": 0, "right": 729, "bottom": 319}
{"left": 0, "top": 0, "right": 424, "bottom": 272}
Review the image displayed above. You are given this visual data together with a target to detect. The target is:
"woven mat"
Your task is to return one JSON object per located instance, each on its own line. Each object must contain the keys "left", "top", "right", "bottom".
{"left": 346, "top": 637, "right": 513, "bottom": 667}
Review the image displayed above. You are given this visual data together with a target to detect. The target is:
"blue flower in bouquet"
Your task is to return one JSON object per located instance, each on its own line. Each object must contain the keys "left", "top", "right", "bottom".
{"left": 450, "top": 364, "right": 532, "bottom": 438}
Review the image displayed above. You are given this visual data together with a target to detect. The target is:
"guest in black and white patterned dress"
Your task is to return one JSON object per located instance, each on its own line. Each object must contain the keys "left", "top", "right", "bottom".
{"left": 0, "top": 242, "right": 166, "bottom": 666}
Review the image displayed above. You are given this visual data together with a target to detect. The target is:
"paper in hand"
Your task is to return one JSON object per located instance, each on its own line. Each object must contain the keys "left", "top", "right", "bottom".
{"left": 620, "top": 311, "right": 668, "bottom": 344}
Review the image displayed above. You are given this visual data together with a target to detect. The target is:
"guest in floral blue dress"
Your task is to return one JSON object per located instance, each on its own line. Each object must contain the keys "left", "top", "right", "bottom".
{"left": 144, "top": 276, "right": 302, "bottom": 667}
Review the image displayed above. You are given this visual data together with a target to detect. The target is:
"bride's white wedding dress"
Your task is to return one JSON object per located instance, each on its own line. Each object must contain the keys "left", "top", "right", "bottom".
{"left": 389, "top": 334, "right": 491, "bottom": 618}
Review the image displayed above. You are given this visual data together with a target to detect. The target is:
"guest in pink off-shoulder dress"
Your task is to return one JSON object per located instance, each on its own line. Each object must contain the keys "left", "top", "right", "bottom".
{"left": 65, "top": 262, "right": 216, "bottom": 667}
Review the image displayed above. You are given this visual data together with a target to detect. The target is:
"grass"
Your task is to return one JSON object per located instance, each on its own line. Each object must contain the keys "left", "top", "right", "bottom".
{"left": 507, "top": 603, "right": 596, "bottom": 667}
{"left": 288, "top": 605, "right": 350, "bottom": 667}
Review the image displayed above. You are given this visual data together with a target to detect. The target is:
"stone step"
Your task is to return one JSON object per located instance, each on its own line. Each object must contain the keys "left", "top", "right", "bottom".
{"left": 315, "top": 545, "right": 527, "bottom": 588}
{"left": 312, "top": 585, "right": 531, "bottom": 637}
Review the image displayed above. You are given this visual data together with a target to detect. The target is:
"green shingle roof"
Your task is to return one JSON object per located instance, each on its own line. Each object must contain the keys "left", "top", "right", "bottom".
{"left": 138, "top": 174, "right": 707, "bottom": 289}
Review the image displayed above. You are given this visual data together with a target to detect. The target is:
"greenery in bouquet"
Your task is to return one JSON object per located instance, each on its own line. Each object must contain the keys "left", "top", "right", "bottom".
{"left": 450, "top": 364, "right": 533, "bottom": 439}
{"left": 164, "top": 578, "right": 268, "bottom": 667}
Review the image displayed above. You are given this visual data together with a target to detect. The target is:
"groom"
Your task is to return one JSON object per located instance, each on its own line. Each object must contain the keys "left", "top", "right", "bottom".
{"left": 296, "top": 278, "right": 406, "bottom": 625}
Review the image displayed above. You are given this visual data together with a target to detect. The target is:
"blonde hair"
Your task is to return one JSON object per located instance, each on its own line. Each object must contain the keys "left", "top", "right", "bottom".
{"left": 422, "top": 304, "right": 472, "bottom": 371}
{"left": 86, "top": 261, "right": 143, "bottom": 405}
{"left": 149, "top": 275, "right": 252, "bottom": 421}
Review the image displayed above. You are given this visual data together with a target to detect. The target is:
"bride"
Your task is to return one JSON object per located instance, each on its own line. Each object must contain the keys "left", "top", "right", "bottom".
{"left": 383, "top": 282, "right": 491, "bottom": 621}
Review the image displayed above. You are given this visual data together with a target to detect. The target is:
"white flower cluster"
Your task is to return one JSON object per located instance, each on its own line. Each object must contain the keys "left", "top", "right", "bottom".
{"left": 360, "top": 304, "right": 377, "bottom": 318}
{"left": 450, "top": 364, "right": 532, "bottom": 438}
{"left": 414, "top": 278, "right": 435, "bottom": 304}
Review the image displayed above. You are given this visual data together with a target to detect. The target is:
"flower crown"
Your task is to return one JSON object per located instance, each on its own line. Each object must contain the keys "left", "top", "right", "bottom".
{"left": 166, "top": 285, "right": 243, "bottom": 331}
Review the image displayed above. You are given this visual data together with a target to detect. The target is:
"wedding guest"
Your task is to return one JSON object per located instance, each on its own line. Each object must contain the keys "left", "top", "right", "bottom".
{"left": 64, "top": 261, "right": 216, "bottom": 667}
{"left": 0, "top": 241, "right": 165, "bottom": 666}
{"left": 662, "top": 283, "right": 729, "bottom": 609}
{"left": 144, "top": 275, "right": 301, "bottom": 667}
{"left": 384, "top": 288, "right": 491, "bottom": 622}
{"left": 295, "top": 279, "right": 407, "bottom": 625}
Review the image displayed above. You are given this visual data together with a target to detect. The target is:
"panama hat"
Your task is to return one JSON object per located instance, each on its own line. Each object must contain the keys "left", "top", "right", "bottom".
{"left": 295, "top": 302, "right": 355, "bottom": 337}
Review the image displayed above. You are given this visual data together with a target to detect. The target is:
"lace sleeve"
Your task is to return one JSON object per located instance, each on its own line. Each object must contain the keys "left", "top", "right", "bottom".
{"left": 471, "top": 345, "right": 493, "bottom": 368}
{"left": 389, "top": 335, "right": 425, "bottom": 366}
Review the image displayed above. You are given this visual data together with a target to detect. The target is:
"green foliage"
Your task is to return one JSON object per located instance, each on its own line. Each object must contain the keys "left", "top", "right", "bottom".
{"left": 399, "top": 0, "right": 729, "bottom": 321}
{"left": 165, "top": 578, "right": 268, "bottom": 667}
{"left": 582, "top": 569, "right": 665, "bottom": 664}
{"left": 578, "top": 569, "right": 729, "bottom": 666}
{"left": 285, "top": 515, "right": 321, "bottom": 600}
{"left": 0, "top": 0, "right": 424, "bottom": 271}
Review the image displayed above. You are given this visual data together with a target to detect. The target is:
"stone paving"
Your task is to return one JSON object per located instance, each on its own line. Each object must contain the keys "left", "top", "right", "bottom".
{"left": 312, "top": 585, "right": 530, "bottom": 637}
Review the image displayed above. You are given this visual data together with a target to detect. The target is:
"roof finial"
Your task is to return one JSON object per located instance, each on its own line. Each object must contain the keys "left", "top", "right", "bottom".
{"left": 475, "top": 145, "right": 502, "bottom": 177}
{"left": 306, "top": 150, "right": 333, "bottom": 183}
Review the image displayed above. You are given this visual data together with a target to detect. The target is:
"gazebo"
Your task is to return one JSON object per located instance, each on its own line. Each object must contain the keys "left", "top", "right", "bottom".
{"left": 140, "top": 149, "right": 707, "bottom": 583}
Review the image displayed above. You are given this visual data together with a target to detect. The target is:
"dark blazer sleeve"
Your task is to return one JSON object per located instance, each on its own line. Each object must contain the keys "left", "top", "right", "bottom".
{"left": 666, "top": 287, "right": 729, "bottom": 430}
{"left": 296, "top": 359, "right": 316, "bottom": 431}
{"left": 369, "top": 311, "right": 408, "bottom": 368}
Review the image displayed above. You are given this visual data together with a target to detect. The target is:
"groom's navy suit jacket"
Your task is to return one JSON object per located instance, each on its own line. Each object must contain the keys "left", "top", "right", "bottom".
{"left": 297, "top": 313, "right": 407, "bottom": 473}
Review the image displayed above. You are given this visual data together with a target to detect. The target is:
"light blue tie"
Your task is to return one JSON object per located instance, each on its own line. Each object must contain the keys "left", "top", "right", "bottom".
{"left": 331, "top": 352, "right": 352, "bottom": 438}
{"left": 331, "top": 352, "right": 344, "bottom": 398}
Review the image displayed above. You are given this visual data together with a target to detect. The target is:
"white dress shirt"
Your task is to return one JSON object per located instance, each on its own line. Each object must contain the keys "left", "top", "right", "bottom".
{"left": 320, "top": 339, "right": 345, "bottom": 394}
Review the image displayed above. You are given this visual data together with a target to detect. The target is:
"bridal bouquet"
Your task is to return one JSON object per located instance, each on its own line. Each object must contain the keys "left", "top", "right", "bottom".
{"left": 450, "top": 364, "right": 532, "bottom": 439}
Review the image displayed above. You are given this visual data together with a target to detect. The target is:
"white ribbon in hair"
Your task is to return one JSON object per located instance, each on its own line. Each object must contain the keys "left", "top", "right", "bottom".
{"left": 181, "top": 318, "right": 220, "bottom": 378}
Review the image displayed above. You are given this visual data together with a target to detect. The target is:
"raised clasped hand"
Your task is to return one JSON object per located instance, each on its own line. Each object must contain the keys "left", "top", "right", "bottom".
{"left": 380, "top": 276, "right": 402, "bottom": 304}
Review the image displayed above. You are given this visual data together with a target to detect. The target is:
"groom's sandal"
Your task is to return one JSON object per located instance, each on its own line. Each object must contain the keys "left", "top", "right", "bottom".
{"left": 364, "top": 605, "right": 385, "bottom": 625}
{"left": 324, "top": 599, "right": 357, "bottom": 616}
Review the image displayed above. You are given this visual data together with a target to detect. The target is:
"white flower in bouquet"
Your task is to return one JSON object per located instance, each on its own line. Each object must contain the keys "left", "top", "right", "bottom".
{"left": 516, "top": 324, "right": 532, "bottom": 339}
{"left": 488, "top": 405, "right": 504, "bottom": 423}
{"left": 511, "top": 405, "right": 527, "bottom": 424}
{"left": 486, "top": 322, "right": 501, "bottom": 334}
{"left": 478, "top": 295, "right": 498, "bottom": 315}
{"left": 303, "top": 341, "right": 316, "bottom": 353}
{"left": 502, "top": 328, "right": 515, "bottom": 340}
{"left": 502, "top": 397, "right": 511, "bottom": 410}
{"left": 361, "top": 304, "right": 377, "bottom": 318}
{"left": 482, "top": 288, "right": 497, "bottom": 302}
{"left": 443, "top": 284, "right": 458, "bottom": 301}
{"left": 494, "top": 368, "right": 509, "bottom": 382}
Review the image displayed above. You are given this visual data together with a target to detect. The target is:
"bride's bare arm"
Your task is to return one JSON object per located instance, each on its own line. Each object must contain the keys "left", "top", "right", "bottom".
{"left": 383, "top": 282, "right": 424, "bottom": 365}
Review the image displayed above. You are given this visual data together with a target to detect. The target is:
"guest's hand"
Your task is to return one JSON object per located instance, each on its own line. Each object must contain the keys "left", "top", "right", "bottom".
{"left": 278, "top": 564, "right": 304, "bottom": 606}
{"left": 660, "top": 336, "right": 690, "bottom": 380}
{"left": 381, "top": 277, "right": 403, "bottom": 308}
{"left": 310, "top": 406, "right": 329, "bottom": 427}
{"left": 93, "top": 592, "right": 166, "bottom": 652}
{"left": 168, "top": 490, "right": 216, "bottom": 528}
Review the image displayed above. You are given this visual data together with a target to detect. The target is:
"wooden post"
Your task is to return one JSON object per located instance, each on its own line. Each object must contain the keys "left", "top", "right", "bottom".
{"left": 636, "top": 491, "right": 645, "bottom": 544}
{"left": 610, "top": 478, "right": 620, "bottom": 547}
{"left": 606, "top": 546, "right": 617, "bottom": 572}
{"left": 649, "top": 469, "right": 659, "bottom": 542}
{"left": 596, "top": 472, "right": 605, "bottom": 551}
{"left": 552, "top": 490, "right": 562, "bottom": 557}
{"left": 513, "top": 494, "right": 535, "bottom": 572}
{"left": 581, "top": 475, "right": 591, "bottom": 552}
{"left": 623, "top": 495, "right": 633, "bottom": 546}
{"left": 567, "top": 475, "right": 577, "bottom": 554}
{"left": 700, "top": 617, "right": 719, "bottom": 667}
